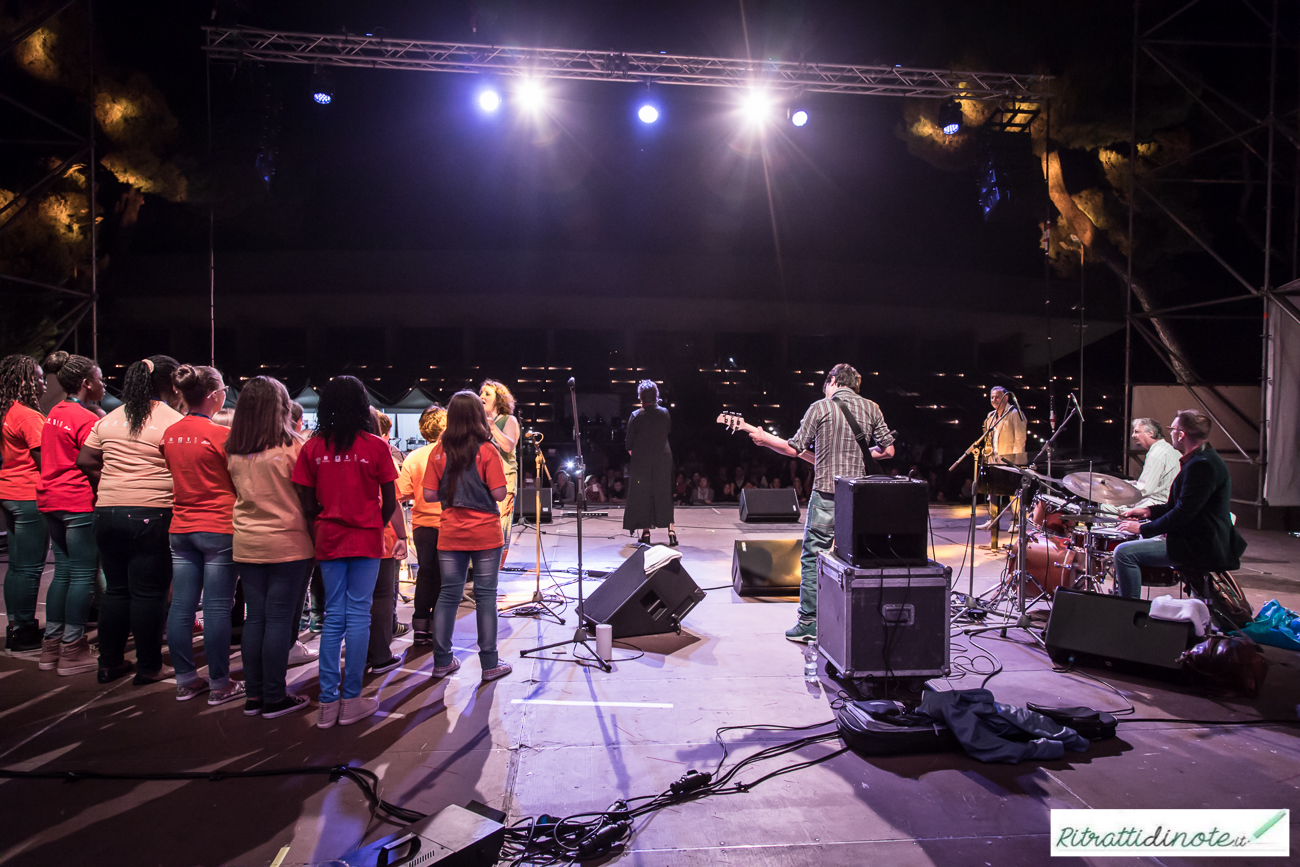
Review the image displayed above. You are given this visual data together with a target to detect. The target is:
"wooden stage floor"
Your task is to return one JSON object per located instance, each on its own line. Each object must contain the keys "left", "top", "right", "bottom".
{"left": 1, "top": 504, "right": 1297, "bottom": 866}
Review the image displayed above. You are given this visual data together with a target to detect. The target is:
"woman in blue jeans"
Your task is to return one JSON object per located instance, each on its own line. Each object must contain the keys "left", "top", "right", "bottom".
{"left": 226, "top": 377, "right": 316, "bottom": 718}
{"left": 1, "top": 354, "right": 49, "bottom": 656}
{"left": 422, "top": 391, "right": 511, "bottom": 682}
{"left": 292, "top": 376, "right": 399, "bottom": 728}
{"left": 160, "top": 365, "right": 243, "bottom": 705}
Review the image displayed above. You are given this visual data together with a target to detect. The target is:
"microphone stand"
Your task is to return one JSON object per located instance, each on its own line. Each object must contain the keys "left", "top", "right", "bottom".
{"left": 499, "top": 431, "right": 565, "bottom": 625}
{"left": 948, "top": 407, "right": 1010, "bottom": 617}
{"left": 520, "top": 377, "right": 612, "bottom": 672}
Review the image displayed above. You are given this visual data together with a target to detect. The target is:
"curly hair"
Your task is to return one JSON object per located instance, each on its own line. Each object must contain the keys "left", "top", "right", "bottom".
{"left": 122, "top": 355, "right": 179, "bottom": 436}
{"left": 0, "top": 354, "right": 44, "bottom": 425}
{"left": 315, "top": 375, "right": 374, "bottom": 453}
{"left": 55, "top": 354, "right": 98, "bottom": 395}
{"left": 479, "top": 379, "right": 516, "bottom": 416}
{"left": 418, "top": 404, "right": 446, "bottom": 442}
{"left": 637, "top": 379, "right": 659, "bottom": 405}
{"left": 42, "top": 350, "right": 69, "bottom": 376}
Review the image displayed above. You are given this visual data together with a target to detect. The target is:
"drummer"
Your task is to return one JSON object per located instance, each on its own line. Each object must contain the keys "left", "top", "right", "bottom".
{"left": 1101, "top": 418, "right": 1180, "bottom": 517}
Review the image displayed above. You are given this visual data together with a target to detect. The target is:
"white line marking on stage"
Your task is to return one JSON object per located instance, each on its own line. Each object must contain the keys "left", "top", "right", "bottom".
{"left": 374, "top": 711, "right": 406, "bottom": 719}
{"left": 511, "top": 699, "right": 673, "bottom": 709}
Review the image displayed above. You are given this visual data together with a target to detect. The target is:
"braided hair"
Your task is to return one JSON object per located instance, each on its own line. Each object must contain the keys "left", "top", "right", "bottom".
{"left": 314, "top": 375, "right": 374, "bottom": 454}
{"left": 55, "top": 354, "right": 97, "bottom": 395}
{"left": 121, "top": 355, "right": 179, "bottom": 436}
{"left": 0, "top": 354, "right": 44, "bottom": 426}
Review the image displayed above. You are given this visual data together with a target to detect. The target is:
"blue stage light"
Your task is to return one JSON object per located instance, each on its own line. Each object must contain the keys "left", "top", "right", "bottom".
{"left": 791, "top": 110, "right": 808, "bottom": 127}
{"left": 638, "top": 104, "right": 659, "bottom": 124}
{"left": 312, "top": 91, "right": 332, "bottom": 105}
{"left": 479, "top": 89, "right": 502, "bottom": 112}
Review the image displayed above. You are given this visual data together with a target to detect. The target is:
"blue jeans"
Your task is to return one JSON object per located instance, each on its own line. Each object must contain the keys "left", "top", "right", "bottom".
{"left": 2, "top": 499, "right": 49, "bottom": 629}
{"left": 798, "top": 491, "right": 835, "bottom": 621}
{"left": 434, "top": 546, "right": 503, "bottom": 669}
{"left": 167, "top": 532, "right": 236, "bottom": 688}
{"left": 318, "top": 557, "right": 381, "bottom": 702}
{"left": 44, "top": 510, "right": 96, "bottom": 642}
{"left": 240, "top": 559, "right": 313, "bottom": 704}
{"left": 1113, "top": 537, "right": 1175, "bottom": 599}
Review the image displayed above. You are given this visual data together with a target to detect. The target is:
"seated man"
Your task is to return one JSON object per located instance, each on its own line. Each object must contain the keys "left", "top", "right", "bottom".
{"left": 1101, "top": 417, "right": 1181, "bottom": 516}
{"left": 1113, "top": 410, "right": 1247, "bottom": 598}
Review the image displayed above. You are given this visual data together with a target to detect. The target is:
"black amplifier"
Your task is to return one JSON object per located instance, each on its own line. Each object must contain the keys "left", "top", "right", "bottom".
{"left": 816, "top": 553, "right": 950, "bottom": 680}
{"left": 833, "top": 476, "right": 929, "bottom": 567}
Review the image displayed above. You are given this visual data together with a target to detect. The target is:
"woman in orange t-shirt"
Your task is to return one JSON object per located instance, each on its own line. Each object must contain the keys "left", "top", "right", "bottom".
{"left": 397, "top": 404, "right": 445, "bottom": 645}
{"left": 422, "top": 391, "right": 510, "bottom": 683}
{"left": 0, "top": 354, "right": 49, "bottom": 656}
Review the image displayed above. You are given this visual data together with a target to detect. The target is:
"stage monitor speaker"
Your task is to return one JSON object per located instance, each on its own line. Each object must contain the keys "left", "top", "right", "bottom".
{"left": 583, "top": 548, "right": 706, "bottom": 638}
{"left": 739, "top": 488, "right": 801, "bottom": 523}
{"left": 513, "top": 487, "right": 552, "bottom": 523}
{"left": 833, "top": 476, "right": 929, "bottom": 567}
{"left": 731, "top": 539, "right": 801, "bottom": 597}
{"left": 335, "top": 801, "right": 506, "bottom": 867}
{"left": 1046, "top": 589, "right": 1196, "bottom": 679}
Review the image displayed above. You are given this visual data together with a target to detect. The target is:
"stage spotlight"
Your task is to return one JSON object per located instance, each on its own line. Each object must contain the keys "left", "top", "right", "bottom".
{"left": 740, "top": 89, "right": 772, "bottom": 125}
{"left": 938, "top": 99, "right": 963, "bottom": 135}
{"left": 310, "top": 68, "right": 333, "bottom": 105}
{"left": 517, "top": 78, "right": 546, "bottom": 112}
{"left": 790, "top": 109, "right": 808, "bottom": 127}
{"left": 638, "top": 103, "right": 659, "bottom": 124}
{"left": 478, "top": 89, "right": 502, "bottom": 112}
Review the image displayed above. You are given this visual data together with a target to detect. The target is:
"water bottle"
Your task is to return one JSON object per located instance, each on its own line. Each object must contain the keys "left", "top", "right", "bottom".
{"left": 803, "top": 641, "right": 818, "bottom": 683}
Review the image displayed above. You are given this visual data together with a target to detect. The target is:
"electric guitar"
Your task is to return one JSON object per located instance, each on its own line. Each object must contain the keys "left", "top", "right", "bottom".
{"left": 715, "top": 411, "right": 883, "bottom": 475}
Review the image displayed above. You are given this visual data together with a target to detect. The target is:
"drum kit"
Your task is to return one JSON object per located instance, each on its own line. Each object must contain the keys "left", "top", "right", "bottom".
{"left": 1000, "top": 466, "right": 1153, "bottom": 601}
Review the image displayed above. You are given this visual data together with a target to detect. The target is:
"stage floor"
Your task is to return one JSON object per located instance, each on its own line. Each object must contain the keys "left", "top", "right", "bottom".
{"left": 1, "top": 505, "right": 1298, "bottom": 866}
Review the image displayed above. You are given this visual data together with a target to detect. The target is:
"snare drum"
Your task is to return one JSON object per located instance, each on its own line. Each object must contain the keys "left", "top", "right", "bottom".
{"left": 1030, "top": 494, "right": 1070, "bottom": 533}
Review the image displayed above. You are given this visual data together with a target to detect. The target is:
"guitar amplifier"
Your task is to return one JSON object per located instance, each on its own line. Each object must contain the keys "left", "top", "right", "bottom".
{"left": 833, "top": 476, "right": 929, "bottom": 567}
{"left": 816, "top": 553, "right": 950, "bottom": 680}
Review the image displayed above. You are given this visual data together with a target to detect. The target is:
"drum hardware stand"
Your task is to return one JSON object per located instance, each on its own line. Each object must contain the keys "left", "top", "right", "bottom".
{"left": 500, "top": 431, "right": 565, "bottom": 625}
{"left": 520, "top": 378, "right": 612, "bottom": 673}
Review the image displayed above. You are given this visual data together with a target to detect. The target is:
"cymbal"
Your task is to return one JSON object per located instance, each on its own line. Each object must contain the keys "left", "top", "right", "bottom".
{"left": 1061, "top": 472, "right": 1141, "bottom": 506}
{"left": 1062, "top": 513, "right": 1106, "bottom": 524}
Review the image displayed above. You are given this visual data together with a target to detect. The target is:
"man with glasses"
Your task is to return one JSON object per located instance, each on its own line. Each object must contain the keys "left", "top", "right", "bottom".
{"left": 1111, "top": 410, "right": 1247, "bottom": 598}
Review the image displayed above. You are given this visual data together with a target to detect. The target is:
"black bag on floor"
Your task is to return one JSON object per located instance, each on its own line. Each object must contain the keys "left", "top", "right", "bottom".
{"left": 836, "top": 700, "right": 962, "bottom": 756}
{"left": 1025, "top": 704, "right": 1118, "bottom": 740}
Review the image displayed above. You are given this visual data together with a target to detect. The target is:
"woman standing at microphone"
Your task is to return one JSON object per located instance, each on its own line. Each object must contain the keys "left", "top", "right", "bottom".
{"left": 479, "top": 380, "right": 519, "bottom": 564}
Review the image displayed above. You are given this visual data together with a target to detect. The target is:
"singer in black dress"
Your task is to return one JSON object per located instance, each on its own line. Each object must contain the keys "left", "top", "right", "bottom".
{"left": 622, "top": 380, "right": 677, "bottom": 546}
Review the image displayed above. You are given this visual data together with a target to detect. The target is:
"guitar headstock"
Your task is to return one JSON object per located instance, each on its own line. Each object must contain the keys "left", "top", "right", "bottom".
{"left": 715, "top": 411, "right": 750, "bottom": 433}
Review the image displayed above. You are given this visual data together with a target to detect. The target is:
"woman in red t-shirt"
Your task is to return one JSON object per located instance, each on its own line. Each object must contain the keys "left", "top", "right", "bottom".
{"left": 0, "top": 354, "right": 49, "bottom": 656}
{"left": 36, "top": 355, "right": 104, "bottom": 675}
{"left": 422, "top": 391, "right": 510, "bottom": 683}
{"left": 291, "top": 375, "right": 399, "bottom": 729}
{"left": 160, "top": 365, "right": 243, "bottom": 706}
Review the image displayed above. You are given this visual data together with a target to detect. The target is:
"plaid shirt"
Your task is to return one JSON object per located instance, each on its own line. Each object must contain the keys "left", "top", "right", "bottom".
{"left": 787, "top": 387, "right": 894, "bottom": 494}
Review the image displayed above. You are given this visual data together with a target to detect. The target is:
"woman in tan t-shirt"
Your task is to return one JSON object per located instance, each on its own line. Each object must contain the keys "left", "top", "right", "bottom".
{"left": 77, "top": 355, "right": 184, "bottom": 685}
{"left": 226, "top": 377, "right": 315, "bottom": 719}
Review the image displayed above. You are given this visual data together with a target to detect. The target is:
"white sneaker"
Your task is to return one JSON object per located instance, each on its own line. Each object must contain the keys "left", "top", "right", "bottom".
{"left": 317, "top": 699, "right": 340, "bottom": 729}
{"left": 287, "top": 641, "right": 319, "bottom": 666}
{"left": 339, "top": 695, "right": 379, "bottom": 726}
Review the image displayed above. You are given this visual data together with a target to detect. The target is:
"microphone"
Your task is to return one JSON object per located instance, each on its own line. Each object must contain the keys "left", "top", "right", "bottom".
{"left": 1069, "top": 392, "right": 1084, "bottom": 421}
{"left": 1009, "top": 391, "right": 1025, "bottom": 420}
{"left": 567, "top": 377, "right": 576, "bottom": 388}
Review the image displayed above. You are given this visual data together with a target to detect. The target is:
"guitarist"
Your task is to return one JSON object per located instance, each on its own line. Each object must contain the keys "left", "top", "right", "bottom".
{"left": 747, "top": 363, "right": 895, "bottom": 643}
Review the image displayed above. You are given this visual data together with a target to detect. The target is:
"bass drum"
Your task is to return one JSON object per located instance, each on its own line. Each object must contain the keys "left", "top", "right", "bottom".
{"left": 1007, "top": 534, "right": 1079, "bottom": 598}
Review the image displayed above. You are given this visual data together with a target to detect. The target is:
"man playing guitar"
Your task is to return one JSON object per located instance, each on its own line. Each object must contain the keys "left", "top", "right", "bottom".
{"left": 738, "top": 363, "right": 894, "bottom": 643}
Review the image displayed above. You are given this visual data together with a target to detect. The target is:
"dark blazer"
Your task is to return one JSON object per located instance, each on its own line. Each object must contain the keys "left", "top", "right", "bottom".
{"left": 1140, "top": 443, "right": 1247, "bottom": 571}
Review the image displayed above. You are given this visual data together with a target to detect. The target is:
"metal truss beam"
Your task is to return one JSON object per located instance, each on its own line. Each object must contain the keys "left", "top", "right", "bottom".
{"left": 203, "top": 27, "right": 1052, "bottom": 101}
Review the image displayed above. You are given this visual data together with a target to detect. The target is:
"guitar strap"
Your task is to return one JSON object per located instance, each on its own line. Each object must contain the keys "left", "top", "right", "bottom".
{"left": 831, "top": 397, "right": 876, "bottom": 463}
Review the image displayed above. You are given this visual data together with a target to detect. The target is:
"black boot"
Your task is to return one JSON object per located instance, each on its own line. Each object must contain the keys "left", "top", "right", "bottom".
{"left": 5, "top": 622, "right": 43, "bottom": 656}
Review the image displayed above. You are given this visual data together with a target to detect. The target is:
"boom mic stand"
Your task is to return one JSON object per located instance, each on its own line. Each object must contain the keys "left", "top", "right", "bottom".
{"left": 520, "top": 377, "right": 612, "bottom": 672}
{"left": 949, "top": 407, "right": 1012, "bottom": 615}
{"left": 500, "top": 431, "right": 565, "bottom": 625}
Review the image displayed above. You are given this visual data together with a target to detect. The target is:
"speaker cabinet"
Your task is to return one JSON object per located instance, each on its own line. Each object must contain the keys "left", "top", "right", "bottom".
{"left": 731, "top": 539, "right": 801, "bottom": 597}
{"left": 1046, "top": 589, "right": 1196, "bottom": 679}
{"left": 833, "top": 476, "right": 929, "bottom": 567}
{"left": 513, "top": 487, "right": 552, "bottom": 523}
{"left": 583, "top": 548, "right": 706, "bottom": 638}
{"left": 817, "top": 553, "right": 950, "bottom": 679}
{"left": 738, "top": 488, "right": 801, "bottom": 523}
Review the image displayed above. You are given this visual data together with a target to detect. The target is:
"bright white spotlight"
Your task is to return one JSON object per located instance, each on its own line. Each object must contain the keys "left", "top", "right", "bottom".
{"left": 517, "top": 78, "right": 546, "bottom": 112}
{"left": 741, "top": 89, "right": 772, "bottom": 125}
{"left": 638, "top": 103, "right": 659, "bottom": 124}
{"left": 478, "top": 89, "right": 501, "bottom": 112}
{"left": 791, "top": 109, "right": 808, "bottom": 127}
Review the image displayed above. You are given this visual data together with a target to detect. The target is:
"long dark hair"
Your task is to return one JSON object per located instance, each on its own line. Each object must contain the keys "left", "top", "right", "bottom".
{"left": 0, "top": 354, "right": 43, "bottom": 425}
{"left": 227, "top": 376, "right": 298, "bottom": 455}
{"left": 56, "top": 354, "right": 97, "bottom": 394}
{"left": 314, "top": 375, "right": 373, "bottom": 454}
{"left": 439, "top": 390, "right": 493, "bottom": 504}
{"left": 122, "top": 355, "right": 179, "bottom": 435}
